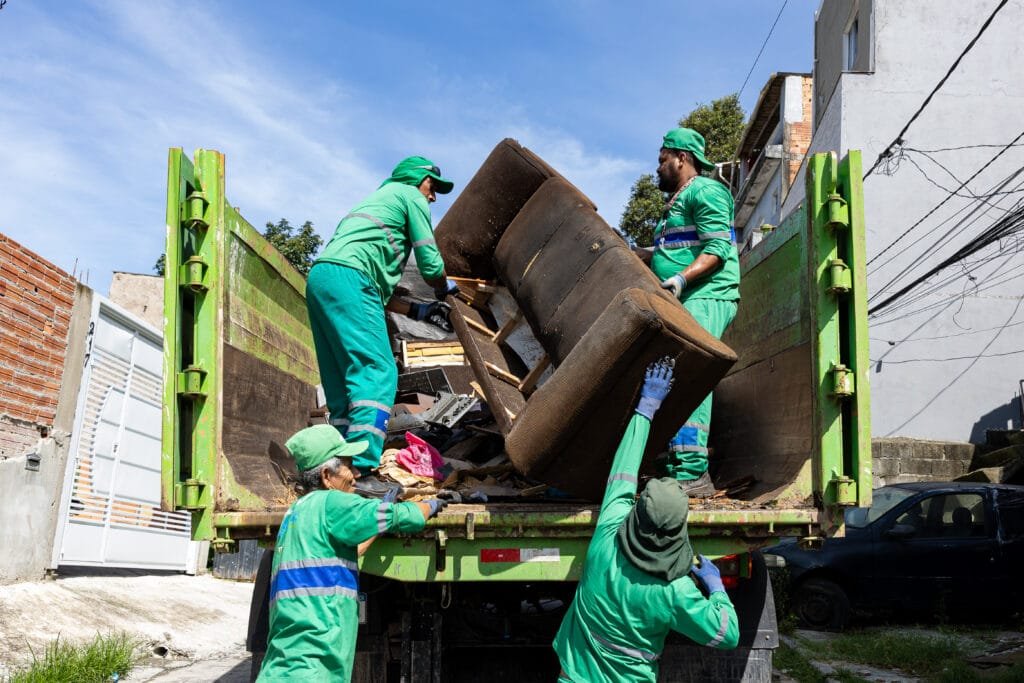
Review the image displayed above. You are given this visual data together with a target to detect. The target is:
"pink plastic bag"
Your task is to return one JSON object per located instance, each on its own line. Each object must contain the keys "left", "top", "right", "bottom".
{"left": 395, "top": 432, "right": 445, "bottom": 480}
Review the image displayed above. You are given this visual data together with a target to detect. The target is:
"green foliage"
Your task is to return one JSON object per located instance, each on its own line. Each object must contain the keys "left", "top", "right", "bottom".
{"left": 263, "top": 219, "right": 323, "bottom": 277}
{"left": 678, "top": 93, "right": 746, "bottom": 164}
{"left": 823, "top": 630, "right": 984, "bottom": 678}
{"left": 774, "top": 642, "right": 823, "bottom": 683}
{"left": 619, "top": 93, "right": 746, "bottom": 244}
{"left": 153, "top": 253, "right": 166, "bottom": 277}
{"left": 7, "top": 632, "right": 136, "bottom": 683}
{"left": 618, "top": 174, "right": 664, "bottom": 247}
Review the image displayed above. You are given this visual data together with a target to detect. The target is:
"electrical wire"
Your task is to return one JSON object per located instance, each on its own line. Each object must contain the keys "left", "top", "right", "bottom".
{"left": 737, "top": 0, "right": 788, "bottom": 101}
{"left": 870, "top": 348, "right": 1024, "bottom": 365}
{"left": 862, "top": 0, "right": 1011, "bottom": 180}
{"left": 866, "top": 129, "right": 1024, "bottom": 270}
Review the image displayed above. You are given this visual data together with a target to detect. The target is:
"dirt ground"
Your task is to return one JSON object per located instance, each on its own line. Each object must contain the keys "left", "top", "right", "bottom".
{"left": 0, "top": 570, "right": 253, "bottom": 681}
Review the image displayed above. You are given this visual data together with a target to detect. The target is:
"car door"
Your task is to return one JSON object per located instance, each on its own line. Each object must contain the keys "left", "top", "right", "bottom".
{"left": 870, "top": 491, "right": 995, "bottom": 613}
{"left": 992, "top": 489, "right": 1024, "bottom": 608}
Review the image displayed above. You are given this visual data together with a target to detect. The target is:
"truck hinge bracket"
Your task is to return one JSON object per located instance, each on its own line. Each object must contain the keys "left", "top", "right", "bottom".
{"left": 175, "top": 478, "right": 206, "bottom": 510}
{"left": 829, "top": 362, "right": 855, "bottom": 399}
{"left": 179, "top": 255, "right": 210, "bottom": 293}
{"left": 212, "top": 526, "right": 235, "bottom": 553}
{"left": 826, "top": 193, "right": 849, "bottom": 231}
{"left": 829, "top": 473, "right": 857, "bottom": 506}
{"left": 465, "top": 512, "right": 476, "bottom": 541}
{"left": 176, "top": 365, "right": 208, "bottom": 398}
{"left": 827, "top": 258, "right": 852, "bottom": 295}
{"left": 181, "top": 190, "right": 209, "bottom": 231}
{"left": 434, "top": 529, "right": 448, "bottom": 574}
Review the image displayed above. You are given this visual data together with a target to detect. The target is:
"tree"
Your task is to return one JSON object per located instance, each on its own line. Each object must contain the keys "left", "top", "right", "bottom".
{"left": 153, "top": 218, "right": 322, "bottom": 277}
{"left": 619, "top": 93, "right": 746, "bottom": 247}
{"left": 679, "top": 93, "right": 746, "bottom": 164}
{"left": 263, "top": 219, "right": 323, "bottom": 276}
{"left": 618, "top": 174, "right": 664, "bottom": 248}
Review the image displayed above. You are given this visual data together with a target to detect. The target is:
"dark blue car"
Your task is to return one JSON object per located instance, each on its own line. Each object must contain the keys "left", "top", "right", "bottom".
{"left": 764, "top": 482, "right": 1024, "bottom": 629}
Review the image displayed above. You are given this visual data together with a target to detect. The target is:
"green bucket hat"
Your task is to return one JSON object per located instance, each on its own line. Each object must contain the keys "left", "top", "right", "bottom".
{"left": 380, "top": 155, "right": 454, "bottom": 194}
{"left": 617, "top": 477, "right": 694, "bottom": 582}
{"left": 285, "top": 425, "right": 368, "bottom": 472}
{"left": 662, "top": 127, "right": 716, "bottom": 172}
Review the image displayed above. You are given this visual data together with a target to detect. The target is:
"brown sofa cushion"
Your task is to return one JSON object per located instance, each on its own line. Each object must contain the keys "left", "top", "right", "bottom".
{"left": 494, "top": 177, "right": 675, "bottom": 363}
{"left": 504, "top": 289, "right": 737, "bottom": 499}
{"left": 434, "top": 139, "right": 594, "bottom": 279}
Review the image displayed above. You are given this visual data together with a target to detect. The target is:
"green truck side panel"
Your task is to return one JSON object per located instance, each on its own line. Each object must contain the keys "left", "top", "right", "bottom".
{"left": 162, "top": 148, "right": 872, "bottom": 575}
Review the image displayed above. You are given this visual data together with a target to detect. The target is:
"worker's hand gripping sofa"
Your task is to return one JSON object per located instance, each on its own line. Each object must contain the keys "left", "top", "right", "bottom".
{"left": 434, "top": 140, "right": 737, "bottom": 500}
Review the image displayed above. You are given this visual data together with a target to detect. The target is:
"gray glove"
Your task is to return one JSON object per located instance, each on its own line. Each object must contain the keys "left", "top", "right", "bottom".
{"left": 660, "top": 273, "right": 687, "bottom": 298}
{"left": 425, "top": 498, "right": 448, "bottom": 519}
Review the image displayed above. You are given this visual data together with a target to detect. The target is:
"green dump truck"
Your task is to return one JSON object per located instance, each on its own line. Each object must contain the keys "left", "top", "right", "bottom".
{"left": 162, "top": 145, "right": 871, "bottom": 681}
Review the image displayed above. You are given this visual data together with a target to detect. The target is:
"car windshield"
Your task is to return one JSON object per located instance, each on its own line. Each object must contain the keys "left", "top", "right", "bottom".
{"left": 845, "top": 486, "right": 916, "bottom": 528}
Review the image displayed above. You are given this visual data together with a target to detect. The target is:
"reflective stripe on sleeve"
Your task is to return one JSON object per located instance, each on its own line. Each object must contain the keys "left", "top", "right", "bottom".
{"left": 376, "top": 502, "right": 389, "bottom": 533}
{"left": 670, "top": 444, "right": 709, "bottom": 455}
{"left": 699, "top": 230, "right": 733, "bottom": 241}
{"left": 607, "top": 473, "right": 637, "bottom": 486}
{"left": 344, "top": 212, "right": 403, "bottom": 259}
{"left": 411, "top": 238, "right": 436, "bottom": 248}
{"left": 706, "top": 606, "right": 732, "bottom": 648}
{"left": 592, "top": 633, "right": 660, "bottom": 662}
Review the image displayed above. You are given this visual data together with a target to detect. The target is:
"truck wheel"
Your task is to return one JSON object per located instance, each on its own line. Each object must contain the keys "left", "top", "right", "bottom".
{"left": 793, "top": 578, "right": 850, "bottom": 631}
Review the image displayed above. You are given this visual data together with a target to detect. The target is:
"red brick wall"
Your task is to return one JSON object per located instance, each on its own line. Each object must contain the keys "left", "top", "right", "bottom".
{"left": 0, "top": 233, "right": 76, "bottom": 455}
{"left": 783, "top": 77, "right": 815, "bottom": 191}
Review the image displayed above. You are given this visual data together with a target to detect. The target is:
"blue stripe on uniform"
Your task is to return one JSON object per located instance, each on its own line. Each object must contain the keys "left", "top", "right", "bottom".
{"left": 270, "top": 564, "right": 358, "bottom": 603}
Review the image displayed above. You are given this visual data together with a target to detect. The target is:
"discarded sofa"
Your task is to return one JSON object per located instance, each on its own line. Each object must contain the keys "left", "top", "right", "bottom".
{"left": 440, "top": 139, "right": 738, "bottom": 500}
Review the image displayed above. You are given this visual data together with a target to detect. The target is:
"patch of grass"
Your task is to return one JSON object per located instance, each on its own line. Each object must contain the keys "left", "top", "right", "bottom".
{"left": 775, "top": 642, "right": 823, "bottom": 683}
{"left": 822, "top": 630, "right": 984, "bottom": 679}
{"left": 6, "top": 632, "right": 136, "bottom": 683}
{"left": 830, "top": 668, "right": 871, "bottom": 683}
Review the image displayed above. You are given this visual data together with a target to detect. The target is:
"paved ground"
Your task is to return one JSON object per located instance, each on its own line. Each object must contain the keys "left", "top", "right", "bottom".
{"left": 0, "top": 571, "right": 253, "bottom": 680}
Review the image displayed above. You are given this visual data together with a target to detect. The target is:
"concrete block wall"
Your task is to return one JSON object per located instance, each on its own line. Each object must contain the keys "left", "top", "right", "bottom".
{"left": 871, "top": 438, "right": 974, "bottom": 488}
{"left": 0, "top": 232, "right": 76, "bottom": 456}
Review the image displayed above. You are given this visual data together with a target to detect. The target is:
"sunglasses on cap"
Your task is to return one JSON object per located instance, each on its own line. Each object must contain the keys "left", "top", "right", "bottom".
{"left": 417, "top": 164, "right": 442, "bottom": 176}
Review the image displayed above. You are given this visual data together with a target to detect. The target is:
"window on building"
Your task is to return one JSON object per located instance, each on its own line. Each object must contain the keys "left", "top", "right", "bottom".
{"left": 845, "top": 18, "right": 859, "bottom": 70}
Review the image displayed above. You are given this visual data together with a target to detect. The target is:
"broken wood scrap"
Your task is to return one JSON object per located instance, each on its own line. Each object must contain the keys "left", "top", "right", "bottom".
{"left": 517, "top": 354, "right": 550, "bottom": 395}
{"left": 484, "top": 361, "right": 523, "bottom": 387}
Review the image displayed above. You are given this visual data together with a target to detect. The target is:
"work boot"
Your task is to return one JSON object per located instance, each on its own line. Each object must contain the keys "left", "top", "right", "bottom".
{"left": 679, "top": 471, "right": 716, "bottom": 498}
{"left": 353, "top": 474, "right": 392, "bottom": 499}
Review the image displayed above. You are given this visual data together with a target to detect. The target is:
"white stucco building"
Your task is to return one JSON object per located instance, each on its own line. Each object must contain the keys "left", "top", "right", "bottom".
{"left": 783, "top": 0, "right": 1024, "bottom": 442}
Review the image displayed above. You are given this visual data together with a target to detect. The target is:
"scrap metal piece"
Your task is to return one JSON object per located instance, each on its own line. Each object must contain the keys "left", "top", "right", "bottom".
{"left": 420, "top": 392, "right": 478, "bottom": 429}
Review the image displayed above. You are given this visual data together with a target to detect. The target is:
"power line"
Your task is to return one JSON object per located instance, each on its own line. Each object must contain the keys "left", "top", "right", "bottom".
{"left": 737, "top": 0, "right": 788, "bottom": 101}
{"left": 862, "top": 0, "right": 1011, "bottom": 180}
{"left": 866, "top": 129, "right": 1024, "bottom": 269}
{"left": 871, "top": 348, "right": 1024, "bottom": 365}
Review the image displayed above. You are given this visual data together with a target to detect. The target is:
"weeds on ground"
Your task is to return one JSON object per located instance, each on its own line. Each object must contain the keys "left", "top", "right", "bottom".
{"left": 5, "top": 632, "right": 136, "bottom": 683}
{"left": 774, "top": 643, "right": 872, "bottom": 683}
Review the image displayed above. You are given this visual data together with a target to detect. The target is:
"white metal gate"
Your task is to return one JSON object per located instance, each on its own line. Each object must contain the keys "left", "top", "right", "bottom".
{"left": 53, "top": 298, "right": 193, "bottom": 569}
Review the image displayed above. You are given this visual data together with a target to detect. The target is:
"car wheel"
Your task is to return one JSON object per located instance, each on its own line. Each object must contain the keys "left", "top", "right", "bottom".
{"left": 793, "top": 577, "right": 850, "bottom": 631}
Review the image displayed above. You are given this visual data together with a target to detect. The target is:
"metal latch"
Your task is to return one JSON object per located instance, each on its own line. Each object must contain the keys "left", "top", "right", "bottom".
{"left": 826, "top": 193, "right": 849, "bottom": 230}
{"left": 827, "top": 259, "right": 851, "bottom": 295}
{"left": 830, "top": 474, "right": 857, "bottom": 506}
{"left": 830, "top": 363, "right": 855, "bottom": 398}
{"left": 176, "top": 365, "right": 207, "bottom": 398}
{"left": 179, "top": 255, "right": 209, "bottom": 293}
{"left": 435, "top": 529, "right": 448, "bottom": 573}
{"left": 176, "top": 478, "right": 206, "bottom": 510}
{"left": 211, "top": 526, "right": 235, "bottom": 553}
{"left": 182, "top": 190, "right": 209, "bottom": 230}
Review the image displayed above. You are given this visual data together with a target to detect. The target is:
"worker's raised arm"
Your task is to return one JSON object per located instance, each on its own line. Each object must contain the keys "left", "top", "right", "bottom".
{"left": 326, "top": 492, "right": 448, "bottom": 547}
{"left": 596, "top": 358, "right": 675, "bottom": 528}
{"left": 406, "top": 194, "right": 446, "bottom": 283}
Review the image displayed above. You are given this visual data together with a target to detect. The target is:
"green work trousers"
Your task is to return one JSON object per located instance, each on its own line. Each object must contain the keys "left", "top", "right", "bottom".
{"left": 665, "top": 298, "right": 738, "bottom": 481}
{"left": 306, "top": 263, "right": 395, "bottom": 471}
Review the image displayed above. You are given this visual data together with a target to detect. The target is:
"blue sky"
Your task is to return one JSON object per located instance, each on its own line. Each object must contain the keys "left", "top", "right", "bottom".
{"left": 0, "top": 1, "right": 817, "bottom": 294}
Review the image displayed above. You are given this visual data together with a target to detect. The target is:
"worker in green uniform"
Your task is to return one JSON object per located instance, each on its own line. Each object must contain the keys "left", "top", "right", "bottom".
{"left": 257, "top": 425, "right": 447, "bottom": 682}
{"left": 635, "top": 128, "right": 741, "bottom": 496}
{"left": 553, "top": 358, "right": 739, "bottom": 682}
{"left": 307, "top": 156, "right": 458, "bottom": 497}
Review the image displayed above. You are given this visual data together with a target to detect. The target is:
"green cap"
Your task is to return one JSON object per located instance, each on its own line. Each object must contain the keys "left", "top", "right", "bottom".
{"left": 381, "top": 155, "right": 454, "bottom": 194}
{"left": 285, "top": 425, "right": 368, "bottom": 472}
{"left": 662, "top": 127, "right": 716, "bottom": 172}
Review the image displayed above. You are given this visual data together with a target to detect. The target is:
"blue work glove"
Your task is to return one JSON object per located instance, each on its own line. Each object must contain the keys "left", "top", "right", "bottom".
{"left": 425, "top": 498, "right": 448, "bottom": 519}
{"left": 660, "top": 273, "right": 687, "bottom": 298}
{"left": 691, "top": 554, "right": 726, "bottom": 595}
{"left": 408, "top": 301, "right": 453, "bottom": 333}
{"left": 635, "top": 356, "right": 675, "bottom": 420}
{"left": 382, "top": 485, "right": 400, "bottom": 504}
{"left": 434, "top": 279, "right": 460, "bottom": 301}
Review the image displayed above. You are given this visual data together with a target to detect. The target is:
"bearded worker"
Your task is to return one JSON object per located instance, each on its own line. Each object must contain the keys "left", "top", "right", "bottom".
{"left": 552, "top": 358, "right": 739, "bottom": 682}
{"left": 635, "top": 128, "right": 741, "bottom": 497}
{"left": 307, "top": 156, "right": 459, "bottom": 497}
